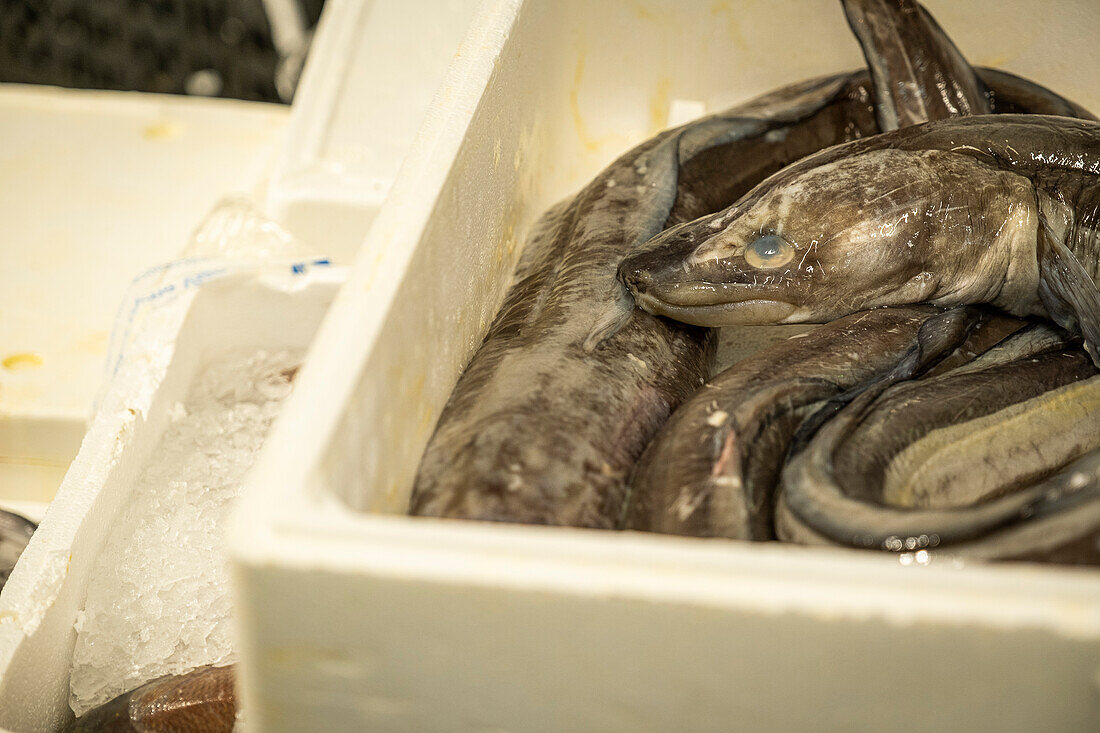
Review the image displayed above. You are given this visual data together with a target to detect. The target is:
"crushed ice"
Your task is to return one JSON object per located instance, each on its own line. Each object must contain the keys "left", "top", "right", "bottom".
{"left": 68, "top": 348, "right": 300, "bottom": 717}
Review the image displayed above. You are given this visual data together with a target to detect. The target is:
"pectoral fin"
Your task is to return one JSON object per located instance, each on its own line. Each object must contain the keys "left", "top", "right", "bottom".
{"left": 789, "top": 306, "right": 983, "bottom": 455}
{"left": 1036, "top": 215, "right": 1100, "bottom": 367}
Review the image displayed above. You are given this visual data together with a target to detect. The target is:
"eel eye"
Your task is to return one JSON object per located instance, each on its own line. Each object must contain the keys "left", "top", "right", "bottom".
{"left": 744, "top": 234, "right": 795, "bottom": 269}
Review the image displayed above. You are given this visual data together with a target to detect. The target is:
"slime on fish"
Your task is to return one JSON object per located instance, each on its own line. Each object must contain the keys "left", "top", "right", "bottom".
{"left": 619, "top": 115, "right": 1100, "bottom": 366}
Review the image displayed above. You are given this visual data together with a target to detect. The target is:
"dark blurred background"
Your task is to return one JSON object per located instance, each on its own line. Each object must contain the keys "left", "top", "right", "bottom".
{"left": 0, "top": 0, "right": 326, "bottom": 103}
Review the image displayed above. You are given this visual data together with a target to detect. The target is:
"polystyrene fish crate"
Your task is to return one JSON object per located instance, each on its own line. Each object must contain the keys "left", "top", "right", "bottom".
{"left": 0, "top": 0, "right": 483, "bottom": 727}
{"left": 266, "top": 0, "right": 483, "bottom": 264}
{"left": 229, "top": 0, "right": 1100, "bottom": 730}
{"left": 0, "top": 85, "right": 288, "bottom": 518}
{"left": 0, "top": 266, "right": 343, "bottom": 731}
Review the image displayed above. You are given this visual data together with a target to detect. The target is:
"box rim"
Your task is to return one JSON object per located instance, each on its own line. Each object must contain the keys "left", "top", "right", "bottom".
{"left": 230, "top": 0, "right": 1100, "bottom": 651}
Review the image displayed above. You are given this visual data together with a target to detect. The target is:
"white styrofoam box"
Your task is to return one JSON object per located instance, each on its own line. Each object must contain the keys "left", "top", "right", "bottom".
{"left": 0, "top": 266, "right": 343, "bottom": 732}
{"left": 230, "top": 0, "right": 1100, "bottom": 729}
{"left": 265, "top": 0, "right": 483, "bottom": 263}
{"left": 0, "top": 85, "right": 288, "bottom": 512}
{"left": 231, "top": 0, "right": 1100, "bottom": 729}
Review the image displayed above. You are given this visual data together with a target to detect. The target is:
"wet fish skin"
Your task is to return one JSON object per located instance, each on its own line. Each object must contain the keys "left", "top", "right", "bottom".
{"left": 623, "top": 305, "right": 952, "bottom": 540}
{"left": 627, "top": 0, "right": 1021, "bottom": 540}
{"left": 833, "top": 346, "right": 1096, "bottom": 507}
{"left": 842, "top": 0, "right": 992, "bottom": 130}
{"left": 619, "top": 66, "right": 1095, "bottom": 319}
{"left": 975, "top": 451, "right": 1100, "bottom": 564}
{"left": 66, "top": 665, "right": 235, "bottom": 733}
{"left": 979, "top": 67, "right": 1096, "bottom": 121}
{"left": 409, "top": 72, "right": 885, "bottom": 527}
{"left": 777, "top": 323, "right": 1100, "bottom": 557}
{"left": 0, "top": 509, "right": 36, "bottom": 593}
{"left": 620, "top": 114, "right": 1100, "bottom": 361}
{"left": 412, "top": 60, "right": 1086, "bottom": 527}
{"left": 786, "top": 306, "right": 1026, "bottom": 454}
{"left": 776, "top": 459, "right": 1100, "bottom": 565}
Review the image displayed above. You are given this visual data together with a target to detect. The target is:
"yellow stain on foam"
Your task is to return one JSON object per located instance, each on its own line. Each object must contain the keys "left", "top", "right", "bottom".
{"left": 500, "top": 198, "right": 523, "bottom": 262}
{"left": 569, "top": 48, "right": 617, "bottom": 154}
{"left": 712, "top": 0, "right": 748, "bottom": 50}
{"left": 407, "top": 370, "right": 426, "bottom": 400}
{"left": 710, "top": 0, "right": 748, "bottom": 51}
{"left": 649, "top": 76, "right": 672, "bottom": 133}
{"left": 142, "top": 120, "right": 183, "bottom": 140}
{"left": 570, "top": 49, "right": 599, "bottom": 153}
{"left": 625, "top": 0, "right": 682, "bottom": 32}
{"left": 976, "top": 53, "right": 1014, "bottom": 68}
{"left": 626, "top": 0, "right": 659, "bottom": 22}
{"left": 504, "top": 220, "right": 519, "bottom": 257}
{"left": 405, "top": 369, "right": 435, "bottom": 441}
{"left": 76, "top": 330, "right": 109, "bottom": 356}
{"left": 2, "top": 353, "right": 43, "bottom": 371}
{"left": 417, "top": 402, "right": 435, "bottom": 439}
{"left": 360, "top": 246, "right": 389, "bottom": 293}
{"left": 624, "top": 0, "right": 682, "bottom": 36}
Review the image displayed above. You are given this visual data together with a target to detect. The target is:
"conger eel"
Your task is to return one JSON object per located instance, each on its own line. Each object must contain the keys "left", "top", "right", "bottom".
{"left": 620, "top": 115, "right": 1100, "bottom": 370}
{"left": 411, "top": 72, "right": 1086, "bottom": 528}
{"left": 624, "top": 0, "right": 1069, "bottom": 539}
{"left": 778, "top": 324, "right": 1100, "bottom": 563}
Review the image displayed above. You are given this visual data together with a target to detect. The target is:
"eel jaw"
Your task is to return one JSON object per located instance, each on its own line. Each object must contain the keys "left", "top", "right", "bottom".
{"left": 632, "top": 289, "right": 804, "bottom": 327}
{"left": 618, "top": 258, "right": 806, "bottom": 326}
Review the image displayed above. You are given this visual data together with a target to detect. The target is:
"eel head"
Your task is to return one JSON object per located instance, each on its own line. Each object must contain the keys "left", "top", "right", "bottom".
{"left": 619, "top": 145, "right": 1035, "bottom": 327}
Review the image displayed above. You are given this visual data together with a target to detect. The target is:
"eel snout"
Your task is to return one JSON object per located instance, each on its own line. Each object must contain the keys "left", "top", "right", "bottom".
{"left": 617, "top": 223, "right": 699, "bottom": 302}
{"left": 619, "top": 254, "right": 804, "bottom": 326}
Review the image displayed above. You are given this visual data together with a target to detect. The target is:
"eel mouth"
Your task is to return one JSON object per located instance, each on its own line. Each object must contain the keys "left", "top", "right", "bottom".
{"left": 618, "top": 257, "right": 804, "bottom": 326}
{"left": 632, "top": 289, "right": 802, "bottom": 326}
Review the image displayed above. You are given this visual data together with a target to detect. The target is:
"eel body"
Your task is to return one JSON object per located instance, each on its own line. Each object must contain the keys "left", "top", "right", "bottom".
{"left": 620, "top": 114, "right": 1100, "bottom": 365}
{"left": 626, "top": 0, "right": 1036, "bottom": 539}
{"left": 0, "top": 509, "right": 35, "bottom": 593}
{"left": 66, "top": 665, "right": 236, "bottom": 733}
{"left": 778, "top": 324, "right": 1100, "bottom": 563}
{"left": 413, "top": 61, "right": 1086, "bottom": 527}
{"left": 842, "top": 0, "right": 992, "bottom": 130}
{"left": 409, "top": 72, "right": 885, "bottom": 526}
{"left": 623, "top": 305, "right": 1013, "bottom": 539}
